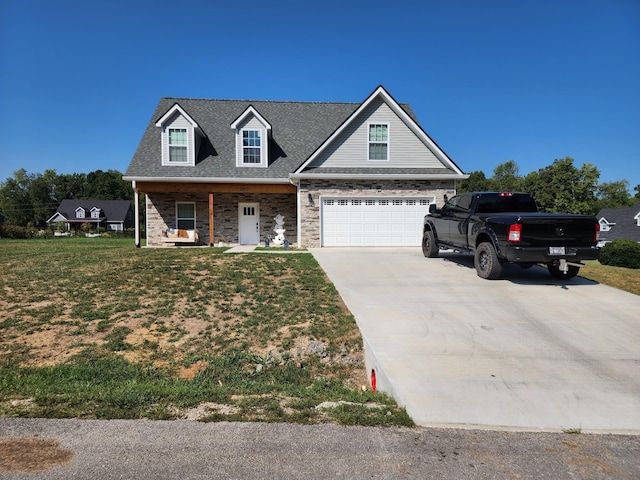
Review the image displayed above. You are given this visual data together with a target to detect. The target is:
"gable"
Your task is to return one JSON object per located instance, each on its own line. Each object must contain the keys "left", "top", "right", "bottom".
{"left": 307, "top": 97, "right": 443, "bottom": 169}
{"left": 293, "top": 86, "right": 464, "bottom": 178}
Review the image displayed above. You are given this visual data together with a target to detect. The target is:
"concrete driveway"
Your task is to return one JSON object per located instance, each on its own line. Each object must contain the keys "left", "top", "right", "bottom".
{"left": 311, "top": 247, "right": 640, "bottom": 433}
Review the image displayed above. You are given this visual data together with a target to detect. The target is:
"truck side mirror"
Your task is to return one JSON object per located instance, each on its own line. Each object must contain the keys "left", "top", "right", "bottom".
{"left": 429, "top": 204, "right": 437, "bottom": 215}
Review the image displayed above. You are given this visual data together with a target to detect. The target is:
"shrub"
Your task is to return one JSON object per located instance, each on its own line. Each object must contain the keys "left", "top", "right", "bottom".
{"left": 599, "top": 239, "right": 640, "bottom": 269}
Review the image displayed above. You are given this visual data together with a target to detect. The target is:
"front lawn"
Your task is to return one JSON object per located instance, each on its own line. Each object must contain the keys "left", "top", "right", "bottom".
{"left": 0, "top": 238, "right": 412, "bottom": 426}
{"left": 580, "top": 261, "right": 640, "bottom": 296}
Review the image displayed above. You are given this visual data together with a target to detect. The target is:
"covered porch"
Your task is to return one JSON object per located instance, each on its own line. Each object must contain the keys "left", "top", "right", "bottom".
{"left": 132, "top": 181, "right": 297, "bottom": 248}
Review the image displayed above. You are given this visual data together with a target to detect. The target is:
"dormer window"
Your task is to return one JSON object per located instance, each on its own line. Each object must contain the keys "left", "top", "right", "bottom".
{"left": 155, "top": 104, "right": 203, "bottom": 167}
{"left": 75, "top": 207, "right": 85, "bottom": 219}
{"left": 91, "top": 207, "right": 101, "bottom": 219}
{"left": 231, "top": 106, "right": 271, "bottom": 168}
{"left": 242, "top": 130, "right": 262, "bottom": 164}
{"left": 368, "top": 123, "right": 389, "bottom": 161}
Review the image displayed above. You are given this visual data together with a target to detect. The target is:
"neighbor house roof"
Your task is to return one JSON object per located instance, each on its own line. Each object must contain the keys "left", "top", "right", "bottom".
{"left": 597, "top": 202, "right": 640, "bottom": 242}
{"left": 47, "top": 200, "right": 133, "bottom": 224}
{"left": 125, "top": 86, "right": 464, "bottom": 182}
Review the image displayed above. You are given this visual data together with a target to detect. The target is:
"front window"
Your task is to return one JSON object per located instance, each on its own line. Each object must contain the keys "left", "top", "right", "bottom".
{"left": 176, "top": 202, "right": 195, "bottom": 230}
{"left": 242, "top": 130, "right": 261, "bottom": 164}
{"left": 168, "top": 128, "right": 188, "bottom": 163}
{"left": 368, "top": 124, "right": 388, "bottom": 160}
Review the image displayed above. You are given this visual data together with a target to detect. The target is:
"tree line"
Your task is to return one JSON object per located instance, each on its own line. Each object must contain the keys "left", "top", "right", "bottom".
{"left": 458, "top": 157, "right": 640, "bottom": 215}
{"left": 0, "top": 169, "right": 134, "bottom": 227}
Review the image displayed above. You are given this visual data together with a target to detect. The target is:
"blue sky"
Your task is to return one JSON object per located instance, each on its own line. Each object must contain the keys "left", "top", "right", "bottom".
{"left": 1, "top": 0, "right": 639, "bottom": 192}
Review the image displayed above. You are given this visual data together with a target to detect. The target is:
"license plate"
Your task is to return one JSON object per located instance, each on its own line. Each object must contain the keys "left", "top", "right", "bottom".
{"left": 549, "top": 246, "right": 565, "bottom": 255}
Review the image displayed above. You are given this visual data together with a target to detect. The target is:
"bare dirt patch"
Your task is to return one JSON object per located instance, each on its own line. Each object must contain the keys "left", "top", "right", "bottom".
{"left": 0, "top": 437, "right": 74, "bottom": 473}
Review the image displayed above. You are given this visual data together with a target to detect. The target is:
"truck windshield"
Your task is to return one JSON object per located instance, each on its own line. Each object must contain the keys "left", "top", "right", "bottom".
{"left": 476, "top": 195, "right": 538, "bottom": 214}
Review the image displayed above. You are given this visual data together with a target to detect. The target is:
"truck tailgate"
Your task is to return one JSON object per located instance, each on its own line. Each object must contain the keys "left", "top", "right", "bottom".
{"left": 516, "top": 214, "right": 597, "bottom": 246}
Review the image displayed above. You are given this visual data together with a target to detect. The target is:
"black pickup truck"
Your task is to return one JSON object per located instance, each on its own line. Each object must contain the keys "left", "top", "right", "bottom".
{"left": 422, "top": 192, "right": 600, "bottom": 280}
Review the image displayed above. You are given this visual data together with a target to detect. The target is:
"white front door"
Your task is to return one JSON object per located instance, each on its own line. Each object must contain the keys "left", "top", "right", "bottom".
{"left": 238, "top": 203, "right": 260, "bottom": 244}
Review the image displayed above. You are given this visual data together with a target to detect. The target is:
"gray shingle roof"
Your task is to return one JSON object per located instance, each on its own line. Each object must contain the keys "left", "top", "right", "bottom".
{"left": 51, "top": 200, "right": 133, "bottom": 224}
{"left": 125, "top": 97, "right": 418, "bottom": 181}
{"left": 597, "top": 202, "right": 640, "bottom": 242}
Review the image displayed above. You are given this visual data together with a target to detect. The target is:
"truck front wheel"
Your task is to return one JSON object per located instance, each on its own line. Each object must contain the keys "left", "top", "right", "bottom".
{"left": 422, "top": 230, "right": 439, "bottom": 258}
{"left": 475, "top": 242, "right": 503, "bottom": 279}
{"left": 547, "top": 261, "right": 580, "bottom": 279}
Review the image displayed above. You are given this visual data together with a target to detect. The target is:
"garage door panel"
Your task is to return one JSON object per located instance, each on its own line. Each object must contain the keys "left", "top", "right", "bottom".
{"left": 322, "top": 197, "right": 434, "bottom": 247}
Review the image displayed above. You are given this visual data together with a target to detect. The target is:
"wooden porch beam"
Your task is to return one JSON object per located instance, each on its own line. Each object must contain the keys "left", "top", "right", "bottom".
{"left": 208, "top": 193, "right": 214, "bottom": 246}
{"left": 136, "top": 181, "right": 296, "bottom": 194}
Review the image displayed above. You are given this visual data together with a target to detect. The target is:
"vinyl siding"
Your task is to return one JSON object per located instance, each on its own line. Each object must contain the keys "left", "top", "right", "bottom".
{"left": 309, "top": 97, "right": 446, "bottom": 169}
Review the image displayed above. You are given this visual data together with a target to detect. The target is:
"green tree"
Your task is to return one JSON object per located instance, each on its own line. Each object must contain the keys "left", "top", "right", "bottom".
{"left": 29, "top": 169, "right": 60, "bottom": 226}
{"left": 458, "top": 171, "right": 493, "bottom": 193}
{"left": 54, "top": 172, "right": 88, "bottom": 200}
{"left": 0, "top": 169, "right": 35, "bottom": 225}
{"left": 492, "top": 160, "right": 524, "bottom": 192}
{"left": 595, "top": 180, "right": 634, "bottom": 211}
{"left": 84, "top": 170, "right": 133, "bottom": 200}
{"left": 525, "top": 157, "right": 599, "bottom": 214}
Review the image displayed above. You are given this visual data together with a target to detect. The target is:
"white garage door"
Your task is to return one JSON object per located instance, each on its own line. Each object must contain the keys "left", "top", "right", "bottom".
{"left": 321, "top": 197, "right": 434, "bottom": 246}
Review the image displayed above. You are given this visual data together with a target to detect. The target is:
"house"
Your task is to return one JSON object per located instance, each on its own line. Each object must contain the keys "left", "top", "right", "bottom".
{"left": 124, "top": 86, "right": 467, "bottom": 248}
{"left": 596, "top": 202, "right": 640, "bottom": 245}
{"left": 47, "top": 199, "right": 134, "bottom": 232}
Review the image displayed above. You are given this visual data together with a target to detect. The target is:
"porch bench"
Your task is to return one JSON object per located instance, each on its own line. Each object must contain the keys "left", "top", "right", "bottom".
{"left": 161, "top": 228, "right": 199, "bottom": 244}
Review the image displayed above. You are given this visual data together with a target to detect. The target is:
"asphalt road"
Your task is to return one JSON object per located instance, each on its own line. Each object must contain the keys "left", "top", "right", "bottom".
{"left": 1, "top": 418, "right": 639, "bottom": 479}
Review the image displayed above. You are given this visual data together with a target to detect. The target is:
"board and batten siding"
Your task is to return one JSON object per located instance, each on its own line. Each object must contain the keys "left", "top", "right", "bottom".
{"left": 308, "top": 97, "right": 446, "bottom": 169}
{"left": 161, "top": 113, "right": 196, "bottom": 166}
{"left": 235, "top": 115, "right": 268, "bottom": 167}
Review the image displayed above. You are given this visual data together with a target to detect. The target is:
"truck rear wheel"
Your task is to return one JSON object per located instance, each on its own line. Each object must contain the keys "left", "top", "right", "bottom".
{"left": 475, "top": 242, "right": 503, "bottom": 279}
{"left": 547, "top": 261, "right": 580, "bottom": 279}
{"left": 422, "top": 230, "right": 439, "bottom": 258}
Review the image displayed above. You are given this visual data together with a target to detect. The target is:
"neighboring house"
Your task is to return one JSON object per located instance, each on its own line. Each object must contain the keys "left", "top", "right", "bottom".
{"left": 596, "top": 202, "right": 640, "bottom": 245}
{"left": 124, "top": 86, "right": 467, "bottom": 248}
{"left": 47, "top": 200, "right": 134, "bottom": 232}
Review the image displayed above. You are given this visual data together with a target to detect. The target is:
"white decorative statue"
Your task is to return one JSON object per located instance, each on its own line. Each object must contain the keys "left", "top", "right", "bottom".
{"left": 272, "top": 214, "right": 286, "bottom": 246}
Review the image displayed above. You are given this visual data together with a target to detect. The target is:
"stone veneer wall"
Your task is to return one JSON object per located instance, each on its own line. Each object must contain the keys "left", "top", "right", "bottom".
{"left": 146, "top": 192, "right": 297, "bottom": 247}
{"left": 298, "top": 179, "right": 456, "bottom": 248}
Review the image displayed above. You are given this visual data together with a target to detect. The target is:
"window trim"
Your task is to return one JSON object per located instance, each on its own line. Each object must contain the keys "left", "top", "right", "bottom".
{"left": 367, "top": 123, "right": 389, "bottom": 161}
{"left": 175, "top": 202, "right": 196, "bottom": 230}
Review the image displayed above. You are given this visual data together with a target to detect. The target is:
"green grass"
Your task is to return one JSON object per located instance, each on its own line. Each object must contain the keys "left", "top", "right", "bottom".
{"left": 0, "top": 237, "right": 412, "bottom": 427}
{"left": 580, "top": 261, "right": 640, "bottom": 296}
